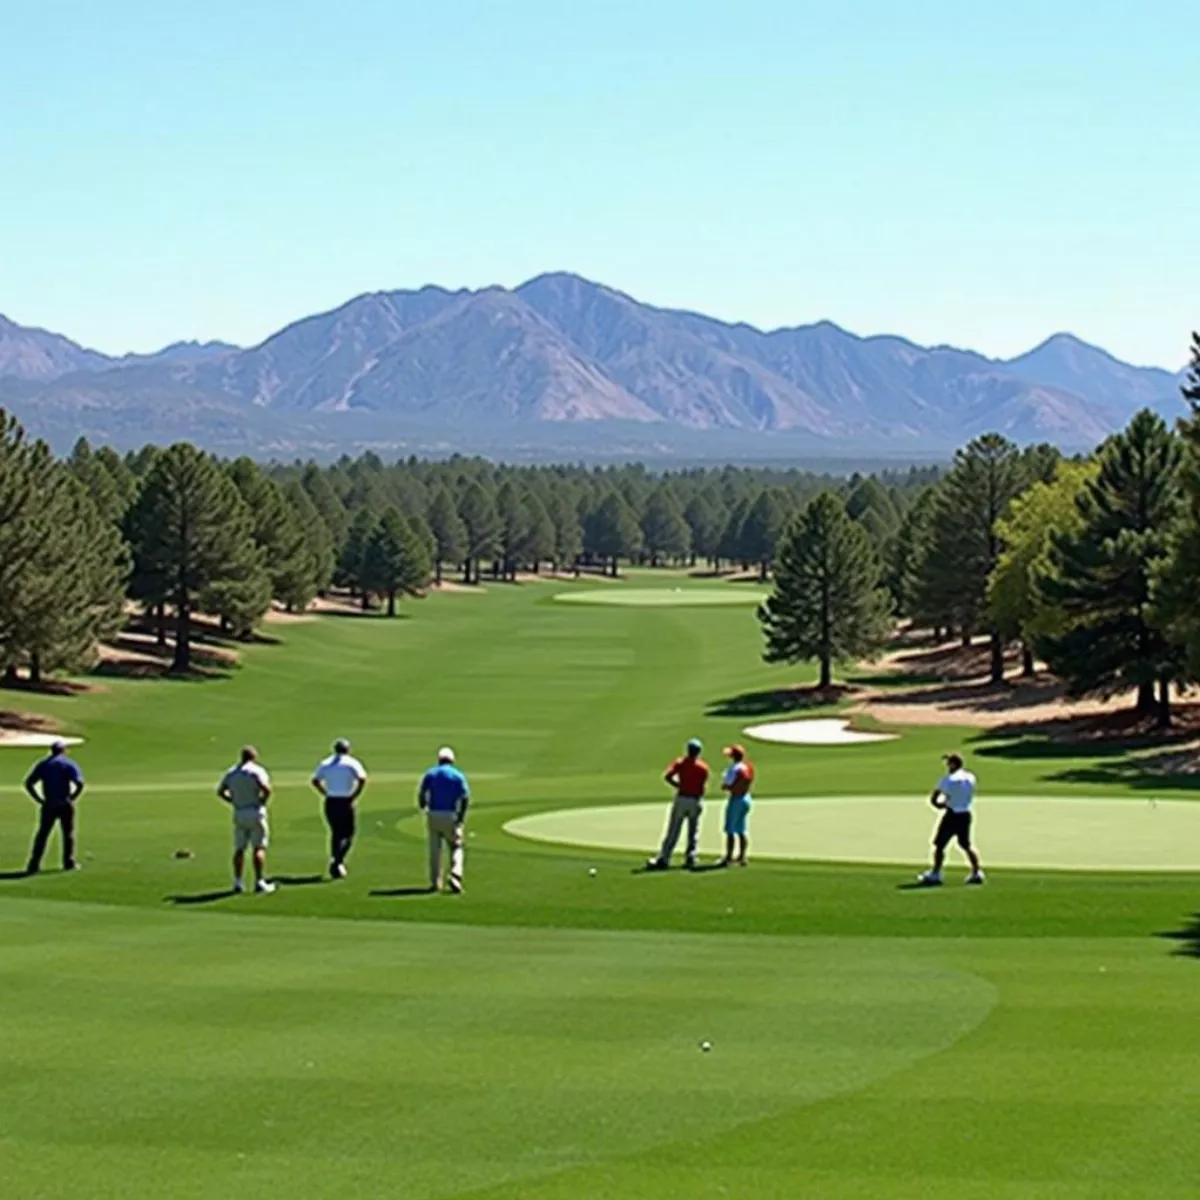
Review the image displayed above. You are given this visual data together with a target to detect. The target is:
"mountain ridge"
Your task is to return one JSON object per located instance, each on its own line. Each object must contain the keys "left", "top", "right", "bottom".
{"left": 0, "top": 274, "right": 1189, "bottom": 458}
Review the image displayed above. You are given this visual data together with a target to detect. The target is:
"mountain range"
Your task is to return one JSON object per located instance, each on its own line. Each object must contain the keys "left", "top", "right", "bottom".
{"left": 0, "top": 275, "right": 1188, "bottom": 460}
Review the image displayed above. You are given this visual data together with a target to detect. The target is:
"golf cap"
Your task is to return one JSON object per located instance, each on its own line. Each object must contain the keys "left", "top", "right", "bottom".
{"left": 50, "top": 739, "right": 67, "bottom": 754}
{"left": 724, "top": 744, "right": 745, "bottom": 759}
{"left": 334, "top": 737, "right": 351, "bottom": 753}
{"left": 437, "top": 746, "right": 455, "bottom": 763}
{"left": 943, "top": 752, "right": 964, "bottom": 768}
{"left": 686, "top": 738, "right": 702, "bottom": 754}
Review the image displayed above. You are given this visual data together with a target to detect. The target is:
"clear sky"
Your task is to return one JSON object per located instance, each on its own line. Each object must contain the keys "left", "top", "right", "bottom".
{"left": 1, "top": 0, "right": 1194, "bottom": 366}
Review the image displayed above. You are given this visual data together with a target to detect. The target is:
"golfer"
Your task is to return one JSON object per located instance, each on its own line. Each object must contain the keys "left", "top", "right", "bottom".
{"left": 647, "top": 737, "right": 710, "bottom": 871}
{"left": 217, "top": 746, "right": 275, "bottom": 894}
{"left": 24, "top": 739, "right": 85, "bottom": 875}
{"left": 418, "top": 747, "right": 470, "bottom": 894}
{"left": 719, "top": 744, "right": 754, "bottom": 867}
{"left": 919, "top": 752, "right": 985, "bottom": 886}
{"left": 311, "top": 737, "right": 367, "bottom": 879}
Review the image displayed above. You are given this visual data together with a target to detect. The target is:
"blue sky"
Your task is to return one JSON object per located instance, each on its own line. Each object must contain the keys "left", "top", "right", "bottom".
{"left": 1, "top": 0, "right": 1194, "bottom": 366}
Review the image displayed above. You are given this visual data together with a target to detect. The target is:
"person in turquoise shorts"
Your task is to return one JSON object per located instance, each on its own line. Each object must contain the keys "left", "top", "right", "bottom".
{"left": 719, "top": 744, "right": 754, "bottom": 866}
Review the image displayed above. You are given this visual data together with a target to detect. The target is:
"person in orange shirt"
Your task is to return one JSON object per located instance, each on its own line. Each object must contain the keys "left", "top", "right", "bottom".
{"left": 646, "top": 738, "right": 710, "bottom": 871}
{"left": 719, "top": 744, "right": 754, "bottom": 867}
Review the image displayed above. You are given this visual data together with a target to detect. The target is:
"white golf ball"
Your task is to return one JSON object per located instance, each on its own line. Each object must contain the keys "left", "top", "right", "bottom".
{"left": 700, "top": 1040, "right": 712, "bottom": 1053}
{"left": 588, "top": 867, "right": 597, "bottom": 877}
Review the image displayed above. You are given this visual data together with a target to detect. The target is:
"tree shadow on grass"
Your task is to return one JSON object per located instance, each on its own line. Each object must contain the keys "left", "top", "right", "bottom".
{"left": 92, "top": 660, "right": 232, "bottom": 684}
{"left": 1157, "top": 915, "right": 1200, "bottom": 958}
{"left": 167, "top": 888, "right": 236, "bottom": 905}
{"left": 706, "top": 685, "right": 854, "bottom": 720}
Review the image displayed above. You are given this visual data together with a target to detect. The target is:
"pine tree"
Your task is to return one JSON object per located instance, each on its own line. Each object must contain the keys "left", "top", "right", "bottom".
{"left": 427, "top": 486, "right": 466, "bottom": 583}
{"left": 2, "top": 457, "right": 129, "bottom": 683}
{"left": 1152, "top": 336, "right": 1200, "bottom": 683}
{"left": 548, "top": 486, "right": 583, "bottom": 572}
{"left": 458, "top": 481, "right": 499, "bottom": 584}
{"left": 362, "top": 507, "right": 431, "bottom": 616}
{"left": 339, "top": 507, "right": 376, "bottom": 604}
{"left": 125, "top": 444, "right": 265, "bottom": 669}
{"left": 684, "top": 489, "right": 727, "bottom": 567}
{"left": 641, "top": 484, "right": 691, "bottom": 566}
{"left": 916, "top": 434, "right": 1025, "bottom": 679}
{"left": 1038, "top": 410, "right": 1182, "bottom": 723}
{"left": 583, "top": 492, "right": 642, "bottom": 577}
{"left": 495, "top": 480, "right": 532, "bottom": 580}
{"left": 228, "top": 459, "right": 315, "bottom": 613}
{"left": 284, "top": 481, "right": 335, "bottom": 597}
{"left": 301, "top": 463, "right": 347, "bottom": 548}
{"left": 68, "top": 437, "right": 126, "bottom": 527}
{"left": 717, "top": 495, "right": 752, "bottom": 570}
{"left": 522, "top": 490, "right": 555, "bottom": 574}
{"left": 759, "top": 491, "right": 892, "bottom": 688}
{"left": 886, "top": 487, "right": 936, "bottom": 619}
{"left": 739, "top": 488, "right": 790, "bottom": 580}
{"left": 0, "top": 413, "right": 40, "bottom": 681}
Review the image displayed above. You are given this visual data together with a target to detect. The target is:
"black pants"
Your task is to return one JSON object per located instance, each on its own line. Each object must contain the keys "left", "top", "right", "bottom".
{"left": 29, "top": 803, "right": 76, "bottom": 871}
{"left": 324, "top": 797, "right": 356, "bottom": 865}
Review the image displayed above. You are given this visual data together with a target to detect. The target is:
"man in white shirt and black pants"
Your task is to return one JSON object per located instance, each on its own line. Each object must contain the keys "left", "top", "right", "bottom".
{"left": 311, "top": 737, "right": 367, "bottom": 879}
{"left": 919, "top": 753, "right": 985, "bottom": 886}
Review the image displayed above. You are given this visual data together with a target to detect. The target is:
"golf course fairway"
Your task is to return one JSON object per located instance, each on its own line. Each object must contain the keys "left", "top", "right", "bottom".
{"left": 2, "top": 572, "right": 1199, "bottom": 1199}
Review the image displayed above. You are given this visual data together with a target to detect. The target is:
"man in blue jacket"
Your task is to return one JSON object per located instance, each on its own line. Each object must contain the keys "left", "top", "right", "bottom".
{"left": 418, "top": 746, "right": 470, "bottom": 894}
{"left": 25, "top": 740, "right": 85, "bottom": 874}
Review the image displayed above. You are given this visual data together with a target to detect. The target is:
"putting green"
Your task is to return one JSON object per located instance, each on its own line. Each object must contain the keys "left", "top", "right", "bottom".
{"left": 553, "top": 587, "right": 766, "bottom": 607}
{"left": 505, "top": 795, "right": 1200, "bottom": 872}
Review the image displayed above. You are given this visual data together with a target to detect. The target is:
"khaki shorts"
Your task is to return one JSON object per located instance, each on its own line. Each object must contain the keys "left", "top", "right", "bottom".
{"left": 233, "top": 807, "right": 269, "bottom": 852}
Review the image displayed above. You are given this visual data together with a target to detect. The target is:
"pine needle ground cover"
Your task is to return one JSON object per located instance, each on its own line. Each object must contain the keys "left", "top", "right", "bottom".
{"left": 2, "top": 573, "right": 1199, "bottom": 1199}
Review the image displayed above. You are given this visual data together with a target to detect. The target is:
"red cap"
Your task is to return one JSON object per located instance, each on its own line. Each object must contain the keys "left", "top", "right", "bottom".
{"left": 724, "top": 744, "right": 745, "bottom": 759}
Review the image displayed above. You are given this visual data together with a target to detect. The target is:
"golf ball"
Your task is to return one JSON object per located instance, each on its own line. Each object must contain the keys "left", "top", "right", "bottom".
{"left": 700, "top": 1040, "right": 712, "bottom": 1052}
{"left": 588, "top": 867, "right": 597, "bottom": 877}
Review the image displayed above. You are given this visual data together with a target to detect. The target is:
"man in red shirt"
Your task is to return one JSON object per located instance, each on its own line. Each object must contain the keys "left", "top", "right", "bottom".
{"left": 646, "top": 738, "right": 710, "bottom": 871}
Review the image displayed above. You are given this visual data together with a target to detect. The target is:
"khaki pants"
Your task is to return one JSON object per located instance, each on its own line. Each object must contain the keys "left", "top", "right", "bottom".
{"left": 427, "top": 812, "right": 464, "bottom": 890}
{"left": 658, "top": 794, "right": 702, "bottom": 864}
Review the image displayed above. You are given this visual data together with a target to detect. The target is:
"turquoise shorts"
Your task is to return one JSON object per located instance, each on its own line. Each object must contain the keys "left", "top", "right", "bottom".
{"left": 723, "top": 795, "right": 751, "bottom": 836}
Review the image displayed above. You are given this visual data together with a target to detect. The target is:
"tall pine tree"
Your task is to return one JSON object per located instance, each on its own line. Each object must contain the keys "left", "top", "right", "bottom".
{"left": 759, "top": 492, "right": 892, "bottom": 688}
{"left": 1037, "top": 410, "right": 1182, "bottom": 723}
{"left": 125, "top": 444, "right": 265, "bottom": 669}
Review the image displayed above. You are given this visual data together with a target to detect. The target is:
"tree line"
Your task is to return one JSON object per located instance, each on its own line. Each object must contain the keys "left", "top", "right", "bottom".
{"left": 760, "top": 333, "right": 1200, "bottom": 725}
{"left": 2, "top": 329, "right": 1198, "bottom": 711}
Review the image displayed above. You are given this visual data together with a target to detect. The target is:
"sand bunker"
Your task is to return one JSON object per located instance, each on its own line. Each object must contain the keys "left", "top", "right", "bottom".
{"left": 743, "top": 719, "right": 897, "bottom": 746}
{"left": 506, "top": 795, "right": 1200, "bottom": 872}
{"left": 0, "top": 732, "right": 83, "bottom": 749}
{"left": 554, "top": 588, "right": 766, "bottom": 608}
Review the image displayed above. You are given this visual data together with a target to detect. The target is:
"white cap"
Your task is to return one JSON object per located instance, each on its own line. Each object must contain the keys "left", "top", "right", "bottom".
{"left": 437, "top": 746, "right": 455, "bottom": 763}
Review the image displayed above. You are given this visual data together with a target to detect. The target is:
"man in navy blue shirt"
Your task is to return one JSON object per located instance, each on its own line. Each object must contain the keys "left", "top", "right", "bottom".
{"left": 25, "top": 740, "right": 85, "bottom": 874}
{"left": 418, "top": 746, "right": 470, "bottom": 894}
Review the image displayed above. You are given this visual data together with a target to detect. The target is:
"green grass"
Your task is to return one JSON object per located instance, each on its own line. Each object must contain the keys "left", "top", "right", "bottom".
{"left": 2, "top": 572, "right": 1199, "bottom": 1198}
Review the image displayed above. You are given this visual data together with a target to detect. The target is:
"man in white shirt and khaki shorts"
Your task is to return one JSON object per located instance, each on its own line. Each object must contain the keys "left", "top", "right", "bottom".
{"left": 217, "top": 746, "right": 276, "bottom": 894}
{"left": 919, "top": 753, "right": 985, "bottom": 886}
{"left": 311, "top": 737, "right": 368, "bottom": 879}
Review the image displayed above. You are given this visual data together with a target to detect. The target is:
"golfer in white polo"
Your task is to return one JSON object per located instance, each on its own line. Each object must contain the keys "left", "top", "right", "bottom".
{"left": 311, "top": 737, "right": 367, "bottom": 879}
{"left": 217, "top": 746, "right": 276, "bottom": 894}
{"left": 919, "top": 752, "right": 985, "bottom": 886}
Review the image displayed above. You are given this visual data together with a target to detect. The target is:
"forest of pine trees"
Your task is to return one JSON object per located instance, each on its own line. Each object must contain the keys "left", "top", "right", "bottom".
{"left": 1, "top": 330, "right": 1198, "bottom": 717}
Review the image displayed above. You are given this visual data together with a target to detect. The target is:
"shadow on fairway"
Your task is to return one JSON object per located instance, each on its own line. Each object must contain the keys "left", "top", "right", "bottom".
{"left": 896, "top": 881, "right": 939, "bottom": 892}
{"left": 167, "top": 888, "right": 237, "bottom": 905}
{"left": 369, "top": 885, "right": 435, "bottom": 897}
{"left": 273, "top": 874, "right": 325, "bottom": 886}
{"left": 0, "top": 869, "right": 33, "bottom": 880}
{"left": 1158, "top": 915, "right": 1200, "bottom": 958}
{"left": 706, "top": 685, "right": 852, "bottom": 719}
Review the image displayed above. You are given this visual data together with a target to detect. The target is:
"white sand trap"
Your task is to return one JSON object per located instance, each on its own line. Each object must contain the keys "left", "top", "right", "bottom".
{"left": 0, "top": 733, "right": 83, "bottom": 749}
{"left": 554, "top": 588, "right": 766, "bottom": 608}
{"left": 505, "top": 795, "right": 1200, "bottom": 872}
{"left": 743, "top": 719, "right": 897, "bottom": 746}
